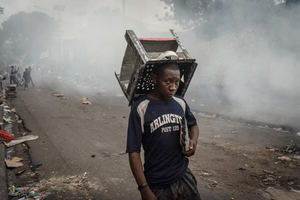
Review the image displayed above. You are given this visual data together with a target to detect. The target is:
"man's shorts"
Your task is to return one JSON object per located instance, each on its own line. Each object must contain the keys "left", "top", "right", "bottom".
{"left": 151, "top": 168, "right": 202, "bottom": 200}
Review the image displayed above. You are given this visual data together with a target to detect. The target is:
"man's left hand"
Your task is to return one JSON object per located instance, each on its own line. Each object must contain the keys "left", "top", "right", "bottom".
{"left": 183, "top": 139, "right": 197, "bottom": 157}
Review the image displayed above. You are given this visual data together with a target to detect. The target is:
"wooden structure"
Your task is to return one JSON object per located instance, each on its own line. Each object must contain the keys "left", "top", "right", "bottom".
{"left": 115, "top": 30, "right": 197, "bottom": 105}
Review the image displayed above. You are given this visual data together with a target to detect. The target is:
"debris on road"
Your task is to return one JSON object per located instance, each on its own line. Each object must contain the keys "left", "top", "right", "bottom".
{"left": 266, "top": 146, "right": 277, "bottom": 152}
{"left": 293, "top": 155, "right": 300, "bottom": 160}
{"left": 8, "top": 184, "right": 50, "bottom": 199}
{"left": 3, "top": 106, "right": 13, "bottom": 113}
{"left": 4, "top": 135, "right": 39, "bottom": 147}
{"left": 278, "top": 156, "right": 292, "bottom": 161}
{"left": 79, "top": 172, "right": 88, "bottom": 184}
{"left": 206, "top": 179, "right": 218, "bottom": 189}
{"left": 291, "top": 188, "right": 300, "bottom": 193}
{"left": 280, "top": 143, "right": 300, "bottom": 154}
{"left": 16, "top": 169, "right": 26, "bottom": 175}
{"left": 262, "top": 176, "right": 277, "bottom": 186}
{"left": 263, "top": 170, "right": 275, "bottom": 175}
{"left": 8, "top": 185, "right": 18, "bottom": 196}
{"left": 197, "top": 112, "right": 216, "bottom": 119}
{"left": 3, "top": 116, "right": 13, "bottom": 123}
{"left": 263, "top": 187, "right": 300, "bottom": 200}
{"left": 273, "top": 127, "right": 289, "bottom": 133}
{"left": 11, "top": 172, "right": 101, "bottom": 199}
{"left": 266, "top": 143, "right": 300, "bottom": 155}
{"left": 0, "top": 129, "right": 15, "bottom": 142}
{"left": 198, "top": 170, "right": 212, "bottom": 177}
{"left": 63, "top": 175, "right": 78, "bottom": 184}
{"left": 52, "top": 93, "right": 65, "bottom": 98}
{"left": 6, "top": 84, "right": 17, "bottom": 98}
{"left": 5, "top": 156, "right": 24, "bottom": 168}
{"left": 62, "top": 172, "right": 88, "bottom": 185}
{"left": 31, "top": 163, "right": 43, "bottom": 172}
{"left": 81, "top": 97, "right": 91, "bottom": 105}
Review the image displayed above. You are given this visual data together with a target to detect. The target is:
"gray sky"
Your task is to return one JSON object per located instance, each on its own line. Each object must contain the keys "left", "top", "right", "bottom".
{"left": 0, "top": 0, "right": 180, "bottom": 33}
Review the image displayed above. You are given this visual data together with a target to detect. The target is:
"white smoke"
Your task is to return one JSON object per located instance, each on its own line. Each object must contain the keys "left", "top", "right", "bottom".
{"left": 180, "top": 0, "right": 300, "bottom": 128}
{"left": 1, "top": 0, "right": 300, "bottom": 128}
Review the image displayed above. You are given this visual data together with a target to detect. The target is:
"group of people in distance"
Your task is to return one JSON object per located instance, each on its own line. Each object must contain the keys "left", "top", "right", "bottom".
{"left": 10, "top": 65, "right": 34, "bottom": 88}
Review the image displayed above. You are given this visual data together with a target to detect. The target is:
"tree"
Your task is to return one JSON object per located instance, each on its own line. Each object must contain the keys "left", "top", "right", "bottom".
{"left": 0, "top": 11, "right": 57, "bottom": 65}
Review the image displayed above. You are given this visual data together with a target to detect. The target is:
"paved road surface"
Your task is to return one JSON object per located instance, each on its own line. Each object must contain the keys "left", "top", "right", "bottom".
{"left": 8, "top": 85, "right": 300, "bottom": 200}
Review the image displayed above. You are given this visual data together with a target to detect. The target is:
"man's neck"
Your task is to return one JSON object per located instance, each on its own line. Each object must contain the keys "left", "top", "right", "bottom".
{"left": 147, "top": 93, "right": 171, "bottom": 101}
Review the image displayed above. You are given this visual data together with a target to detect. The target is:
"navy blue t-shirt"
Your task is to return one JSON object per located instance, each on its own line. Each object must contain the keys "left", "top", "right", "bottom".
{"left": 126, "top": 95, "right": 197, "bottom": 188}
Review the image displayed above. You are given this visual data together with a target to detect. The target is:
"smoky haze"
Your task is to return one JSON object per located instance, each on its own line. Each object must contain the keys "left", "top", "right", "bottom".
{"left": 0, "top": 0, "right": 179, "bottom": 94}
{"left": 0, "top": 0, "right": 299, "bottom": 129}
{"left": 174, "top": 0, "right": 300, "bottom": 129}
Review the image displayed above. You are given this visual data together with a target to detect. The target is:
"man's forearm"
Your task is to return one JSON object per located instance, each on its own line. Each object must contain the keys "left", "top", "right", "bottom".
{"left": 129, "top": 152, "right": 157, "bottom": 200}
{"left": 128, "top": 152, "right": 147, "bottom": 186}
{"left": 189, "top": 125, "right": 199, "bottom": 142}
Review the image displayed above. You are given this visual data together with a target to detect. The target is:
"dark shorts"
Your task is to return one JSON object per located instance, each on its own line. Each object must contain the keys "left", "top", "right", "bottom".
{"left": 151, "top": 168, "right": 201, "bottom": 200}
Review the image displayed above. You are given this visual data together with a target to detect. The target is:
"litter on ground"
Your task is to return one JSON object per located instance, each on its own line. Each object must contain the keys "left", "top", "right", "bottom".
{"left": 81, "top": 97, "right": 91, "bottom": 105}
{"left": 52, "top": 93, "right": 64, "bottom": 98}
{"left": 4, "top": 135, "right": 39, "bottom": 147}
{"left": 5, "top": 157, "right": 24, "bottom": 168}
{"left": 0, "top": 130, "right": 15, "bottom": 142}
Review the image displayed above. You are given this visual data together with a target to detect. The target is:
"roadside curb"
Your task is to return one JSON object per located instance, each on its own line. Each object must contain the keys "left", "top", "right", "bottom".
{"left": 0, "top": 105, "right": 8, "bottom": 200}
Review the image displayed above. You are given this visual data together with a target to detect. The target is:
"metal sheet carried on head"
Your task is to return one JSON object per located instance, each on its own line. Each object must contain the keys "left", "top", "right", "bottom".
{"left": 115, "top": 30, "right": 198, "bottom": 105}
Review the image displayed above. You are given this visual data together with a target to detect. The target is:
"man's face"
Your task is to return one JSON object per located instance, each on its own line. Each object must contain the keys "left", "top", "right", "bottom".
{"left": 154, "top": 68, "right": 180, "bottom": 100}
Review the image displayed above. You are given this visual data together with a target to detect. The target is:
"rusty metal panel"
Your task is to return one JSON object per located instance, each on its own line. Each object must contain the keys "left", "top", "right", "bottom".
{"left": 125, "top": 30, "right": 149, "bottom": 64}
{"left": 147, "top": 52, "right": 188, "bottom": 60}
{"left": 170, "top": 29, "right": 191, "bottom": 58}
{"left": 120, "top": 45, "right": 138, "bottom": 81}
{"left": 116, "top": 30, "right": 198, "bottom": 106}
{"left": 115, "top": 72, "right": 129, "bottom": 99}
{"left": 140, "top": 39, "right": 178, "bottom": 53}
{"left": 126, "top": 58, "right": 144, "bottom": 103}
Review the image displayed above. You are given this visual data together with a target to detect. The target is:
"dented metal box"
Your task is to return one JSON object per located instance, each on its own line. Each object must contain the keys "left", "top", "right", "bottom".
{"left": 115, "top": 30, "right": 197, "bottom": 105}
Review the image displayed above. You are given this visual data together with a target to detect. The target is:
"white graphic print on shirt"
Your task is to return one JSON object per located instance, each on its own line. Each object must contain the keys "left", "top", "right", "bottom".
{"left": 150, "top": 113, "right": 182, "bottom": 133}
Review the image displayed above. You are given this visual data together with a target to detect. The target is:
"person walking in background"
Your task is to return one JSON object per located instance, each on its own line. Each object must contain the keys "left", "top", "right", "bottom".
{"left": 0, "top": 70, "right": 6, "bottom": 91}
{"left": 10, "top": 65, "right": 18, "bottom": 84}
{"left": 17, "top": 69, "right": 22, "bottom": 86}
{"left": 23, "top": 68, "right": 30, "bottom": 89}
{"left": 28, "top": 66, "right": 35, "bottom": 87}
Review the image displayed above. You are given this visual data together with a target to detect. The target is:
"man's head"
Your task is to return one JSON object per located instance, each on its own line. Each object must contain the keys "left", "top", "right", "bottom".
{"left": 152, "top": 63, "right": 180, "bottom": 100}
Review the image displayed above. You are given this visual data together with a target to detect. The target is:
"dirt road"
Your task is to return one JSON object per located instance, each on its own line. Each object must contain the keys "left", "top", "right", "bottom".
{"left": 7, "top": 84, "right": 300, "bottom": 200}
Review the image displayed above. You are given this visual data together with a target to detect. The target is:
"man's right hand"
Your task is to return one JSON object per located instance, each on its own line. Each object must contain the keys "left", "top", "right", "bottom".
{"left": 140, "top": 187, "right": 157, "bottom": 200}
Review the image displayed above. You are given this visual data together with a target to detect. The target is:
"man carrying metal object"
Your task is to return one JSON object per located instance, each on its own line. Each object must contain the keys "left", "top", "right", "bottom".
{"left": 117, "top": 30, "right": 200, "bottom": 200}
{"left": 126, "top": 62, "right": 201, "bottom": 200}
